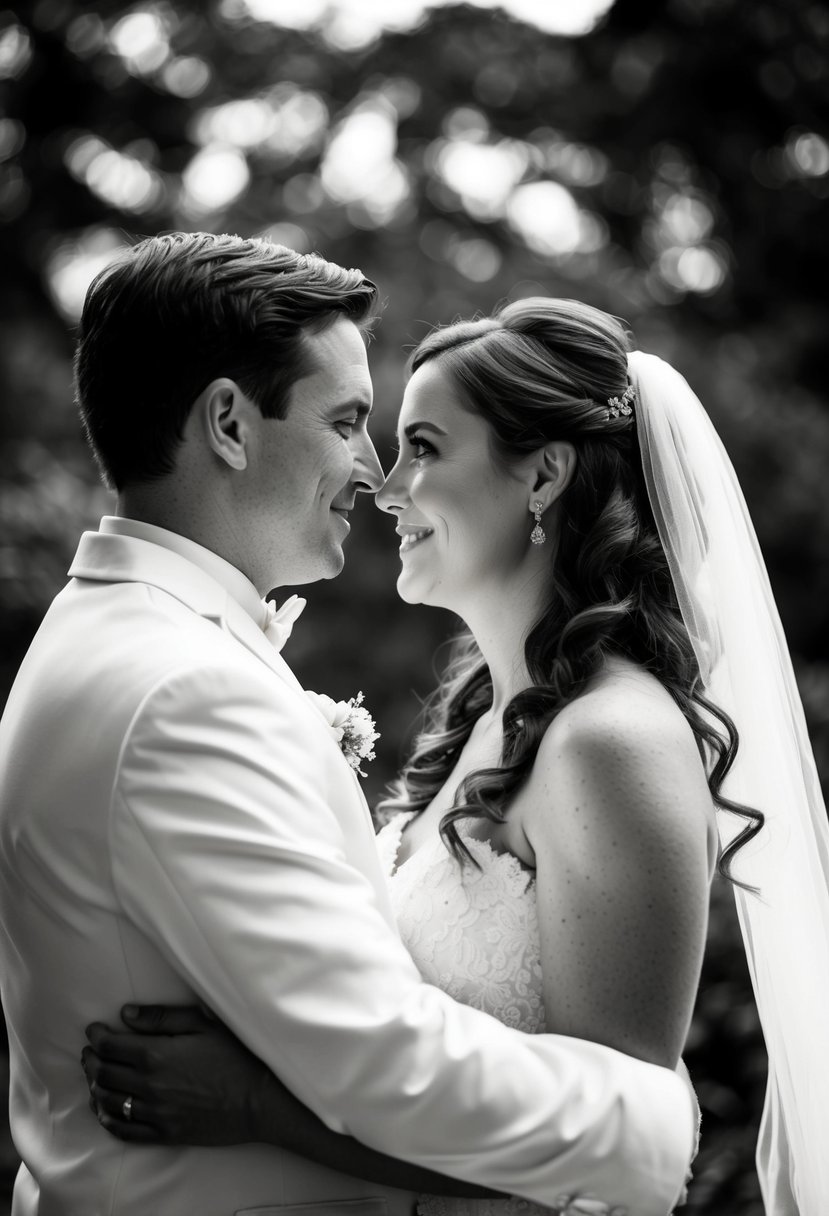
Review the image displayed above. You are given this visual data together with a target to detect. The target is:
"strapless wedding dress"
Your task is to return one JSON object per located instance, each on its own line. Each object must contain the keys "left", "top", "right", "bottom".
{"left": 376, "top": 812, "right": 560, "bottom": 1216}
{"left": 375, "top": 812, "right": 694, "bottom": 1216}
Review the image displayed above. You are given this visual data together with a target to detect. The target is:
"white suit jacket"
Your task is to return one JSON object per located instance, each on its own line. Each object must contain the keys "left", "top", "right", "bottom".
{"left": 0, "top": 522, "right": 696, "bottom": 1216}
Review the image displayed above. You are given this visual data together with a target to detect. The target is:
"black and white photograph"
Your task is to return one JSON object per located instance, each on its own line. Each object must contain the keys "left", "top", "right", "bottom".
{"left": 1, "top": 1, "right": 828, "bottom": 1213}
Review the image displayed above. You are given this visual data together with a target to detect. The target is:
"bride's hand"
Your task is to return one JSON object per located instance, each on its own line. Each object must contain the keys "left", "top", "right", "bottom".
{"left": 82, "top": 1004, "right": 283, "bottom": 1145}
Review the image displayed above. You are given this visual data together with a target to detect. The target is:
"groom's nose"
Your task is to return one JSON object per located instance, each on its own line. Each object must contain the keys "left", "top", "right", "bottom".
{"left": 375, "top": 455, "right": 409, "bottom": 514}
{"left": 351, "top": 430, "right": 384, "bottom": 493}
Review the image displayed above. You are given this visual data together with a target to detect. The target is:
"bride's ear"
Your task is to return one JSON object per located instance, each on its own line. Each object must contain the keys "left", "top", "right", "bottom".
{"left": 528, "top": 441, "right": 577, "bottom": 510}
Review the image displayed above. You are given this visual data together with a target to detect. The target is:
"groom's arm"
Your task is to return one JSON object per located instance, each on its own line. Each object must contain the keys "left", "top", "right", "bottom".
{"left": 111, "top": 659, "right": 696, "bottom": 1216}
{"left": 85, "top": 1005, "right": 502, "bottom": 1197}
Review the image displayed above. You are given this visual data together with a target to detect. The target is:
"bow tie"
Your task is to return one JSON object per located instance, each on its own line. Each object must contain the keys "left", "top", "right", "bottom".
{"left": 261, "top": 594, "right": 307, "bottom": 652}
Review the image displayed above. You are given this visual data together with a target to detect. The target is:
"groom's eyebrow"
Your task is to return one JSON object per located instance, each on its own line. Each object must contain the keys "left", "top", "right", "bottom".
{"left": 336, "top": 396, "right": 373, "bottom": 417}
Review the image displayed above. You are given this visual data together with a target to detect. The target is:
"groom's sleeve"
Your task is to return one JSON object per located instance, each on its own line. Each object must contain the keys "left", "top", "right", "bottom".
{"left": 112, "top": 659, "right": 696, "bottom": 1216}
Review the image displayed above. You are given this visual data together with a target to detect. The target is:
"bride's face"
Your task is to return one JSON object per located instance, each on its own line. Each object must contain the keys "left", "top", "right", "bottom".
{"left": 376, "top": 358, "right": 535, "bottom": 612}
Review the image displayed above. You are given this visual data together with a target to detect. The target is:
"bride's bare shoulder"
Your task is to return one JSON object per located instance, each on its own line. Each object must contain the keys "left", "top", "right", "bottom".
{"left": 545, "top": 657, "right": 698, "bottom": 758}
{"left": 523, "top": 657, "right": 715, "bottom": 854}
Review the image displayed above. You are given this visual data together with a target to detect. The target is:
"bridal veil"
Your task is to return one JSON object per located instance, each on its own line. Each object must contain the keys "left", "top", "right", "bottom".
{"left": 630, "top": 351, "right": 829, "bottom": 1214}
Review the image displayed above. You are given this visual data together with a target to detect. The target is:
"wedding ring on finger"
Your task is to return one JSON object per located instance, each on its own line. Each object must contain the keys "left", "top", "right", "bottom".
{"left": 122, "top": 1095, "right": 134, "bottom": 1122}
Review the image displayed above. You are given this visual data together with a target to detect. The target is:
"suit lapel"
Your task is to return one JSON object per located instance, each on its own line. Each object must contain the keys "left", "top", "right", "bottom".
{"left": 69, "top": 530, "right": 389, "bottom": 916}
{"left": 222, "top": 598, "right": 306, "bottom": 692}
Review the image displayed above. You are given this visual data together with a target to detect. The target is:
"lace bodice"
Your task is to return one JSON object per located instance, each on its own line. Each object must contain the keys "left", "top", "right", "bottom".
{"left": 375, "top": 813, "right": 694, "bottom": 1216}
{"left": 376, "top": 812, "right": 545, "bottom": 1034}
{"left": 376, "top": 814, "right": 563, "bottom": 1216}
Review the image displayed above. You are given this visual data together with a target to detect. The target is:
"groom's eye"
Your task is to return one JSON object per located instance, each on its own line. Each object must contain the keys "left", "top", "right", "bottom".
{"left": 335, "top": 418, "right": 357, "bottom": 437}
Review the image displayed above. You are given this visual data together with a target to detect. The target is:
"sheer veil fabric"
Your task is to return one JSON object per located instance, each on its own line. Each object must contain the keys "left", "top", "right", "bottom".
{"left": 630, "top": 351, "right": 829, "bottom": 1214}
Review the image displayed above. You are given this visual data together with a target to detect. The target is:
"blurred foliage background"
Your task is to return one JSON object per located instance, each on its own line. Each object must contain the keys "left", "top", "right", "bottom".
{"left": 1, "top": 0, "right": 828, "bottom": 1210}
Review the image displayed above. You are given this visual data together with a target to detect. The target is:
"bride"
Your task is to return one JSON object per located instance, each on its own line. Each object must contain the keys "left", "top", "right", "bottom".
{"left": 83, "top": 298, "right": 829, "bottom": 1213}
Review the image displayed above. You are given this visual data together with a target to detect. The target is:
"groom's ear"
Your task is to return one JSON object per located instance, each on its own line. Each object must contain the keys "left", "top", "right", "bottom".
{"left": 197, "top": 378, "right": 250, "bottom": 471}
{"left": 529, "top": 440, "right": 577, "bottom": 510}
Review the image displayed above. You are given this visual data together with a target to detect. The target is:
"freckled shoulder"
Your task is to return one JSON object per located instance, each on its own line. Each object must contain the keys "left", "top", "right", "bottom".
{"left": 518, "top": 669, "right": 716, "bottom": 863}
{"left": 543, "top": 671, "right": 701, "bottom": 769}
{"left": 520, "top": 672, "right": 715, "bottom": 1065}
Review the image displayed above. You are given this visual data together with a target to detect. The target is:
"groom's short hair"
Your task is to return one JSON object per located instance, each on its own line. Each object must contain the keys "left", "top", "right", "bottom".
{"left": 74, "top": 232, "right": 378, "bottom": 490}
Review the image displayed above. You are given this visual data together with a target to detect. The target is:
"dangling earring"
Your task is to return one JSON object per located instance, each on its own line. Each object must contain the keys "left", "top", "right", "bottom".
{"left": 530, "top": 500, "right": 546, "bottom": 546}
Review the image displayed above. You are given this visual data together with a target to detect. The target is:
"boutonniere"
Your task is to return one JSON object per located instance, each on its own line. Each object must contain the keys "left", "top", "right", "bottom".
{"left": 305, "top": 690, "right": 379, "bottom": 777}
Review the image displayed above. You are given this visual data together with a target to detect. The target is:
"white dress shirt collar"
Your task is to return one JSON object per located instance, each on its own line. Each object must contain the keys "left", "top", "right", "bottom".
{"left": 99, "top": 515, "right": 268, "bottom": 630}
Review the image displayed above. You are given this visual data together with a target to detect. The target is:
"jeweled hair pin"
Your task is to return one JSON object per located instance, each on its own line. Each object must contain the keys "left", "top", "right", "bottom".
{"left": 607, "top": 383, "right": 635, "bottom": 420}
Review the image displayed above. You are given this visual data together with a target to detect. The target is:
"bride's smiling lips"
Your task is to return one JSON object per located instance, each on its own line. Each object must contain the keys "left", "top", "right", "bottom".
{"left": 396, "top": 524, "right": 434, "bottom": 554}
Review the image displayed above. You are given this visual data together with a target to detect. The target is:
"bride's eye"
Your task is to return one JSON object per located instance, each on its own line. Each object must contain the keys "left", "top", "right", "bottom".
{"left": 408, "top": 432, "right": 436, "bottom": 460}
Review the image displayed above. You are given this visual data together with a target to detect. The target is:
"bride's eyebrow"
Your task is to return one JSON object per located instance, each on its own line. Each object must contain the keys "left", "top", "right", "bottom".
{"left": 403, "top": 421, "right": 447, "bottom": 439}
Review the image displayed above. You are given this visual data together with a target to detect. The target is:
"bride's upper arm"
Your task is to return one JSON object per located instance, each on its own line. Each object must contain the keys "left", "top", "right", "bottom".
{"left": 522, "top": 690, "right": 714, "bottom": 1069}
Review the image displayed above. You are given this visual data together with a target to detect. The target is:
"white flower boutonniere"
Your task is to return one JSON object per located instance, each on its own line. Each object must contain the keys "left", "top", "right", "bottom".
{"left": 305, "top": 690, "right": 379, "bottom": 777}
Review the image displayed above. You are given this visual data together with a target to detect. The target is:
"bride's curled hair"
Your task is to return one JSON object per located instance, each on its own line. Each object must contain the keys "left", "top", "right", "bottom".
{"left": 379, "top": 298, "right": 762, "bottom": 887}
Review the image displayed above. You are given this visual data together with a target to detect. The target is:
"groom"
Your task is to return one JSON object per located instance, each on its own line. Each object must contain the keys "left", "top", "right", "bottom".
{"left": 0, "top": 232, "right": 694, "bottom": 1215}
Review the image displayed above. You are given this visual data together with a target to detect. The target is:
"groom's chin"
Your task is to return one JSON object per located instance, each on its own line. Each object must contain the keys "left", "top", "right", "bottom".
{"left": 318, "top": 545, "right": 346, "bottom": 581}
{"left": 276, "top": 547, "right": 345, "bottom": 587}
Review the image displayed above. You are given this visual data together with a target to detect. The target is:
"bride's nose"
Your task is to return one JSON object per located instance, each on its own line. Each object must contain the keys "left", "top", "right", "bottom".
{"left": 375, "top": 454, "right": 410, "bottom": 515}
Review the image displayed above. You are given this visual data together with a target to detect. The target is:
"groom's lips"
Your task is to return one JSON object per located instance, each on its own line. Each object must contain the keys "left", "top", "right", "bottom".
{"left": 331, "top": 501, "right": 353, "bottom": 531}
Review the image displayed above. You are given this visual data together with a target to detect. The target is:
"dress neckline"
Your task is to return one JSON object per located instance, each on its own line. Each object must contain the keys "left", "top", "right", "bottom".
{"left": 386, "top": 811, "right": 535, "bottom": 888}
